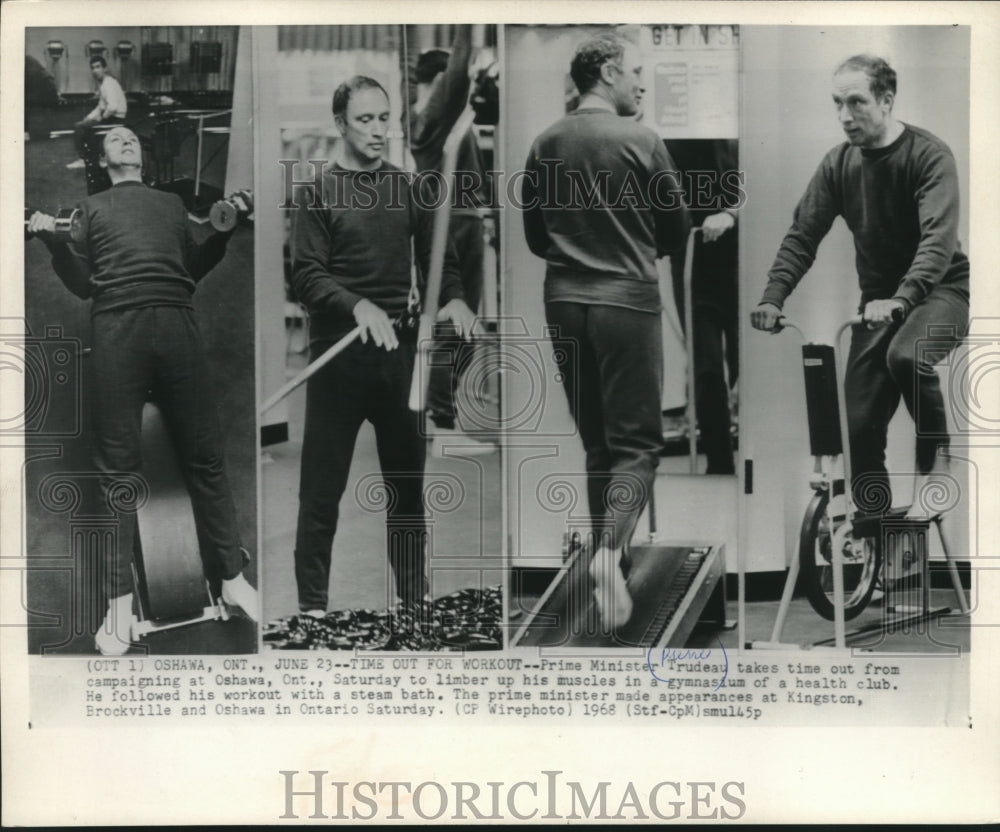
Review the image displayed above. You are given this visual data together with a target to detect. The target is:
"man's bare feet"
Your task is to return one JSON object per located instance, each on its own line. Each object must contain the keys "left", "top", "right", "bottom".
{"left": 589, "top": 546, "right": 633, "bottom": 630}
{"left": 95, "top": 593, "right": 136, "bottom": 656}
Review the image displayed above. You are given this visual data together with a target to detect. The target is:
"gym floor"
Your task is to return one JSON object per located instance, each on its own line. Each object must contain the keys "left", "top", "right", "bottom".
{"left": 511, "top": 444, "right": 971, "bottom": 655}
{"left": 23, "top": 103, "right": 257, "bottom": 655}
{"left": 260, "top": 333, "right": 505, "bottom": 626}
{"left": 511, "top": 565, "right": 970, "bottom": 655}
{"left": 509, "top": 450, "right": 741, "bottom": 653}
{"left": 742, "top": 586, "right": 971, "bottom": 653}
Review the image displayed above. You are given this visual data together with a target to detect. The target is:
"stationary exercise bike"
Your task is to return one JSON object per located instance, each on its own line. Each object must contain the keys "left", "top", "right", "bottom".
{"left": 752, "top": 312, "right": 969, "bottom": 649}
{"left": 783, "top": 314, "right": 881, "bottom": 622}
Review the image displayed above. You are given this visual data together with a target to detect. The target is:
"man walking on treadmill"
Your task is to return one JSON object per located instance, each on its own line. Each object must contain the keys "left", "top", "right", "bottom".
{"left": 522, "top": 31, "right": 691, "bottom": 629}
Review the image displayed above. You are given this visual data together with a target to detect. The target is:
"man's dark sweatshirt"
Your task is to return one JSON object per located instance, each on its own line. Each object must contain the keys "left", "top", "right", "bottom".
{"left": 761, "top": 124, "right": 970, "bottom": 312}
{"left": 522, "top": 108, "right": 691, "bottom": 313}
{"left": 290, "top": 161, "right": 464, "bottom": 343}
{"left": 44, "top": 180, "right": 233, "bottom": 315}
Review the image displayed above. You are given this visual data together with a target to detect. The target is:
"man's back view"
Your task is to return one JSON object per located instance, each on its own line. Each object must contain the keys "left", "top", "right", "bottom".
{"left": 522, "top": 32, "right": 690, "bottom": 629}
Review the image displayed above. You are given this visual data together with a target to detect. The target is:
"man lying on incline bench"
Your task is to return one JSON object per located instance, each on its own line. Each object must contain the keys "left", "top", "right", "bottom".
{"left": 27, "top": 125, "right": 258, "bottom": 655}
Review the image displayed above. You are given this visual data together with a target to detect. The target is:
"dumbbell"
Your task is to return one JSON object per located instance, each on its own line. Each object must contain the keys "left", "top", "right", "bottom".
{"left": 209, "top": 189, "right": 254, "bottom": 232}
{"left": 25, "top": 208, "right": 83, "bottom": 242}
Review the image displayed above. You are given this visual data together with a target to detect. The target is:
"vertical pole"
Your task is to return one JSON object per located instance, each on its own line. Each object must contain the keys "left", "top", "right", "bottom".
{"left": 683, "top": 227, "right": 701, "bottom": 473}
{"left": 769, "top": 547, "right": 800, "bottom": 643}
{"left": 408, "top": 108, "right": 477, "bottom": 413}
{"left": 194, "top": 114, "right": 205, "bottom": 197}
{"left": 830, "top": 319, "right": 860, "bottom": 648}
{"left": 938, "top": 517, "right": 970, "bottom": 614}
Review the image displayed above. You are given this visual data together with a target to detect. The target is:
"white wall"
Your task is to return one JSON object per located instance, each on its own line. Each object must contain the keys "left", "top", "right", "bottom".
{"left": 503, "top": 25, "right": 587, "bottom": 564}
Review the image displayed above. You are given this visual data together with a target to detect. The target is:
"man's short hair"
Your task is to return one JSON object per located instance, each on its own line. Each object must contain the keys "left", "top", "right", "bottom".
{"left": 415, "top": 49, "right": 449, "bottom": 84}
{"left": 570, "top": 32, "right": 627, "bottom": 95}
{"left": 101, "top": 125, "right": 138, "bottom": 151}
{"left": 331, "top": 75, "right": 389, "bottom": 119}
{"left": 89, "top": 55, "right": 107, "bottom": 69}
{"left": 100, "top": 126, "right": 142, "bottom": 170}
{"left": 835, "top": 54, "right": 897, "bottom": 101}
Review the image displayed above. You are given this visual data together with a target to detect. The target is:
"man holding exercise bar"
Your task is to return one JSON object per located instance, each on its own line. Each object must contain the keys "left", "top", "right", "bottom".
{"left": 289, "top": 75, "right": 476, "bottom": 618}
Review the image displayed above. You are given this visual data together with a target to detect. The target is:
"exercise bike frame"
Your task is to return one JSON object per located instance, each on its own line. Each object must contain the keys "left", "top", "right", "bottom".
{"left": 751, "top": 312, "right": 968, "bottom": 650}
{"left": 768, "top": 315, "right": 869, "bottom": 647}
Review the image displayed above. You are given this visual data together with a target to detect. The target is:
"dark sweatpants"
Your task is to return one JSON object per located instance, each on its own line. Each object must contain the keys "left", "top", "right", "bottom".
{"left": 427, "top": 213, "right": 485, "bottom": 426}
{"left": 545, "top": 302, "right": 664, "bottom": 550}
{"left": 671, "top": 250, "right": 739, "bottom": 475}
{"left": 293, "top": 338, "right": 428, "bottom": 612}
{"left": 845, "top": 283, "right": 969, "bottom": 512}
{"left": 91, "top": 305, "right": 245, "bottom": 597}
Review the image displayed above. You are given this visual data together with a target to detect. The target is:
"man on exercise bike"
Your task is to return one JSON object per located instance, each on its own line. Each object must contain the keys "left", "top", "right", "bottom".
{"left": 751, "top": 55, "right": 969, "bottom": 517}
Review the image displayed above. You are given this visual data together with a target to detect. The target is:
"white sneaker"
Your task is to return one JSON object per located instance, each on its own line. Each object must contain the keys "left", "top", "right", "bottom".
{"left": 221, "top": 573, "right": 259, "bottom": 622}
{"left": 65, "top": 158, "right": 86, "bottom": 170}
{"left": 95, "top": 593, "right": 136, "bottom": 656}
{"left": 301, "top": 609, "right": 327, "bottom": 619}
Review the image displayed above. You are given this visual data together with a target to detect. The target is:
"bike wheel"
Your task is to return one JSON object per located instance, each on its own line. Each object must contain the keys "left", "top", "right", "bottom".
{"left": 799, "top": 492, "right": 881, "bottom": 621}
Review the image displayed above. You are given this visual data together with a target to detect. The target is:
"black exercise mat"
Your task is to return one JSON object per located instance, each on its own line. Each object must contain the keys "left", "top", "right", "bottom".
{"left": 263, "top": 586, "right": 502, "bottom": 651}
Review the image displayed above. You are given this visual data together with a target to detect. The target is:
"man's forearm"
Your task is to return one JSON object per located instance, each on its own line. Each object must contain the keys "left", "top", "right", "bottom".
{"left": 521, "top": 158, "right": 551, "bottom": 258}
{"left": 291, "top": 268, "right": 366, "bottom": 317}
{"left": 43, "top": 238, "right": 92, "bottom": 299}
{"left": 424, "top": 25, "right": 473, "bottom": 131}
{"left": 187, "top": 229, "right": 234, "bottom": 282}
{"left": 654, "top": 203, "right": 692, "bottom": 258}
{"left": 438, "top": 235, "right": 465, "bottom": 308}
{"left": 651, "top": 143, "right": 692, "bottom": 257}
{"left": 760, "top": 232, "right": 822, "bottom": 308}
{"left": 522, "top": 204, "right": 551, "bottom": 259}
{"left": 289, "top": 249, "right": 366, "bottom": 318}
{"left": 759, "top": 267, "right": 799, "bottom": 310}
{"left": 759, "top": 159, "right": 839, "bottom": 308}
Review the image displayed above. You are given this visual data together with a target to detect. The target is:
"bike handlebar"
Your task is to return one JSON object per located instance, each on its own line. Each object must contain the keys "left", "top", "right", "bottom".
{"left": 773, "top": 316, "right": 804, "bottom": 339}
{"left": 775, "top": 309, "right": 901, "bottom": 341}
{"left": 834, "top": 316, "right": 864, "bottom": 342}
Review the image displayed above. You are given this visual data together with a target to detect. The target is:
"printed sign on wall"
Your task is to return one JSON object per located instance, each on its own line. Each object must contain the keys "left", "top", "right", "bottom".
{"left": 641, "top": 24, "right": 739, "bottom": 139}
